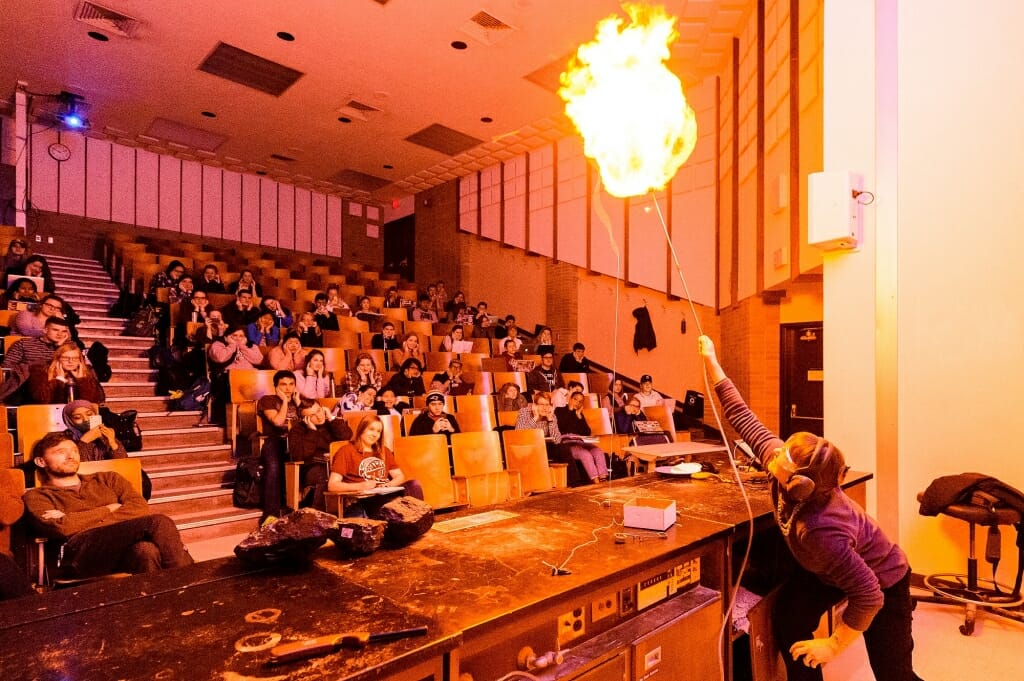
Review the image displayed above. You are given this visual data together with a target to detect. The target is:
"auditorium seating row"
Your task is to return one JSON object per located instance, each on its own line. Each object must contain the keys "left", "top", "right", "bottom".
{"left": 225, "top": 368, "right": 643, "bottom": 449}
{"left": 101, "top": 233, "right": 417, "bottom": 310}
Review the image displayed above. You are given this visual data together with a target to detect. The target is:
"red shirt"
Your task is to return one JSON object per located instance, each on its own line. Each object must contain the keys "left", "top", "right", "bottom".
{"left": 330, "top": 442, "right": 397, "bottom": 484}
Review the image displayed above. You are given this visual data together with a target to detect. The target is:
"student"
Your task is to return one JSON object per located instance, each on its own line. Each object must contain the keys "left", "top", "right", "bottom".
{"left": 408, "top": 391, "right": 461, "bottom": 438}
{"left": 24, "top": 432, "right": 192, "bottom": 578}
{"left": 326, "top": 415, "right": 423, "bottom": 517}
{"left": 698, "top": 336, "right": 924, "bottom": 681}
{"left": 256, "top": 370, "right": 309, "bottom": 521}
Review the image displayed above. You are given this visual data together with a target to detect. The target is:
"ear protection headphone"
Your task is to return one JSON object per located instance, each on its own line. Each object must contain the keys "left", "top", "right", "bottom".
{"left": 767, "top": 437, "right": 831, "bottom": 502}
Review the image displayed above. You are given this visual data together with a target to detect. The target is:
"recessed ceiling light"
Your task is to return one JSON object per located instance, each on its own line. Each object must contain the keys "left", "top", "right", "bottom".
{"left": 201, "top": 111, "right": 217, "bottom": 118}
{"left": 480, "top": 116, "right": 493, "bottom": 123}
{"left": 383, "top": 164, "right": 394, "bottom": 170}
{"left": 276, "top": 31, "right": 295, "bottom": 42}
{"left": 451, "top": 40, "right": 468, "bottom": 50}
{"left": 337, "top": 116, "right": 352, "bottom": 123}
{"left": 87, "top": 31, "right": 109, "bottom": 42}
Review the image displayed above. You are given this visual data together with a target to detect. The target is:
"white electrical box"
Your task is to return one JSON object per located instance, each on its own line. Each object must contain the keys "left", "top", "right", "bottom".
{"left": 808, "top": 171, "right": 863, "bottom": 250}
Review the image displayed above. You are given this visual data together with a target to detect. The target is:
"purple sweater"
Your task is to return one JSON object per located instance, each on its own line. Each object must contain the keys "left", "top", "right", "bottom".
{"left": 715, "top": 378, "right": 909, "bottom": 630}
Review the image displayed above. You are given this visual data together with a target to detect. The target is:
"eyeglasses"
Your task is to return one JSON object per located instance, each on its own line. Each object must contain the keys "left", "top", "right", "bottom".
{"left": 42, "top": 302, "right": 63, "bottom": 311}
{"left": 59, "top": 354, "right": 82, "bottom": 362}
{"left": 192, "top": 295, "right": 207, "bottom": 300}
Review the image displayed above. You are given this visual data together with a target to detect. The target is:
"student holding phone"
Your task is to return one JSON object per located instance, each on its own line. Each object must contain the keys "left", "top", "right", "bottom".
{"left": 62, "top": 400, "right": 153, "bottom": 500}
{"left": 62, "top": 401, "right": 125, "bottom": 462}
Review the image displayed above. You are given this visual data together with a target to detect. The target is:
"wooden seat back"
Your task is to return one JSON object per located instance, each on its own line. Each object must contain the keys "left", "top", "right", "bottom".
{"left": 393, "top": 434, "right": 458, "bottom": 509}
{"left": 502, "top": 428, "right": 555, "bottom": 494}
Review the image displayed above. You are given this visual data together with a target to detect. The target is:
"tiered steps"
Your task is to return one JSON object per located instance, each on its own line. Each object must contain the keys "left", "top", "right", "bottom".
{"left": 43, "top": 253, "right": 260, "bottom": 543}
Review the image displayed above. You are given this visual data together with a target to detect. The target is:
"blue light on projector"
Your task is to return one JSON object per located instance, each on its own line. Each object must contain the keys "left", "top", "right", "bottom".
{"left": 63, "top": 114, "right": 85, "bottom": 129}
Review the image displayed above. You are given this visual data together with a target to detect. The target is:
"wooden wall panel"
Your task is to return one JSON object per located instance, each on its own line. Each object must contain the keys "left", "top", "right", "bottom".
{"left": 301, "top": 192, "right": 320, "bottom": 254}
{"left": 84, "top": 137, "right": 111, "bottom": 221}
{"left": 240, "top": 174, "right": 260, "bottom": 245}
{"left": 110, "top": 144, "right": 136, "bottom": 225}
{"left": 458, "top": 174, "right": 479, "bottom": 234}
{"left": 259, "top": 178, "right": 278, "bottom": 247}
{"left": 326, "top": 195, "right": 342, "bottom": 257}
{"left": 57, "top": 132, "right": 86, "bottom": 217}
{"left": 157, "top": 155, "right": 181, "bottom": 231}
{"left": 626, "top": 192, "right": 665, "bottom": 290}
{"left": 180, "top": 160, "right": 203, "bottom": 235}
{"left": 479, "top": 165, "right": 501, "bottom": 241}
{"left": 502, "top": 154, "right": 527, "bottom": 249}
{"left": 527, "top": 145, "right": 555, "bottom": 256}
{"left": 221, "top": 170, "right": 242, "bottom": 243}
{"left": 555, "top": 137, "right": 587, "bottom": 267}
{"left": 294, "top": 188, "right": 311, "bottom": 255}
{"left": 278, "top": 184, "right": 295, "bottom": 251}
{"left": 201, "top": 166, "right": 223, "bottom": 240}
{"left": 134, "top": 148, "right": 159, "bottom": 228}
{"left": 29, "top": 125, "right": 58, "bottom": 213}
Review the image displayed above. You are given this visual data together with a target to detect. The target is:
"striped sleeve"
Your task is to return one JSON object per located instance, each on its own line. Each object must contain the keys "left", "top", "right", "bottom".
{"left": 713, "top": 378, "right": 785, "bottom": 468}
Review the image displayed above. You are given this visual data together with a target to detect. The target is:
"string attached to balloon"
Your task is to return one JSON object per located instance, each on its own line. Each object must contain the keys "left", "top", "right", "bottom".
{"left": 560, "top": 4, "right": 756, "bottom": 673}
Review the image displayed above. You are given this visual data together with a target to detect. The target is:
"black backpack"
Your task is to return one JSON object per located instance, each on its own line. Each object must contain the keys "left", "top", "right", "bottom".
{"left": 86, "top": 341, "right": 113, "bottom": 383}
{"left": 123, "top": 306, "right": 161, "bottom": 338}
{"left": 232, "top": 457, "right": 263, "bottom": 509}
{"left": 99, "top": 406, "right": 143, "bottom": 452}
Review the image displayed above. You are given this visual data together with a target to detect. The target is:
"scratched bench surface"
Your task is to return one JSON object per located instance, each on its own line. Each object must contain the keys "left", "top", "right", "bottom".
{"left": 0, "top": 559, "right": 454, "bottom": 681}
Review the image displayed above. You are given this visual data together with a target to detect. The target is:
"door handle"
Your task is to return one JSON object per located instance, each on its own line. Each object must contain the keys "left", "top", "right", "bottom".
{"left": 790, "top": 404, "right": 797, "bottom": 417}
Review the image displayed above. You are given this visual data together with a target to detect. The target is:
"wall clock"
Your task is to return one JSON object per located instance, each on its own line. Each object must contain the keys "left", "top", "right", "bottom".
{"left": 48, "top": 142, "right": 71, "bottom": 162}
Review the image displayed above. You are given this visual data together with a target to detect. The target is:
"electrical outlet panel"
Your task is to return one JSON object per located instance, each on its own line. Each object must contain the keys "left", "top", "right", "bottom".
{"left": 591, "top": 592, "right": 618, "bottom": 623}
{"left": 556, "top": 606, "right": 585, "bottom": 645}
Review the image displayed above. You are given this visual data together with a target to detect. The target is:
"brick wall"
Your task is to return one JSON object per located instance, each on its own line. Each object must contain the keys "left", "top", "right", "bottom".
{"left": 717, "top": 295, "right": 781, "bottom": 439}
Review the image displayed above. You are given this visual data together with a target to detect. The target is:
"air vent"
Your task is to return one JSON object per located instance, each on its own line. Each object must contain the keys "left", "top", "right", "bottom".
{"left": 405, "top": 124, "right": 484, "bottom": 156}
{"left": 470, "top": 11, "right": 511, "bottom": 30}
{"left": 346, "top": 100, "right": 380, "bottom": 113}
{"left": 198, "top": 42, "right": 304, "bottom": 96}
{"left": 74, "top": 1, "right": 140, "bottom": 38}
{"left": 460, "top": 10, "right": 516, "bottom": 46}
{"left": 144, "top": 118, "right": 227, "bottom": 152}
{"left": 329, "top": 170, "right": 393, "bottom": 193}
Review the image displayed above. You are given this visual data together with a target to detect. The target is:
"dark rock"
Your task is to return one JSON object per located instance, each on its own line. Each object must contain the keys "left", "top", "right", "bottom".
{"left": 331, "top": 518, "right": 387, "bottom": 557}
{"left": 372, "top": 496, "right": 434, "bottom": 546}
{"left": 234, "top": 508, "right": 338, "bottom": 565}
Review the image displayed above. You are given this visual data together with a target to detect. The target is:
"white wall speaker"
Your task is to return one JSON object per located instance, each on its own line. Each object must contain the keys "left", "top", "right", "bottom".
{"left": 808, "top": 171, "right": 863, "bottom": 250}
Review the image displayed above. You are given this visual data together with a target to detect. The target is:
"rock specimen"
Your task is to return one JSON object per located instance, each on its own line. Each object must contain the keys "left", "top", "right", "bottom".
{"left": 331, "top": 518, "right": 388, "bottom": 557}
{"left": 234, "top": 508, "right": 338, "bottom": 565}
{"left": 372, "top": 496, "right": 434, "bottom": 546}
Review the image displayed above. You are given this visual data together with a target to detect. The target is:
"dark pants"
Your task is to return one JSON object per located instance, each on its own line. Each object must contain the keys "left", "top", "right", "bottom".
{"left": 62, "top": 515, "right": 193, "bottom": 578}
{"left": 261, "top": 438, "right": 287, "bottom": 517}
{"left": 773, "top": 567, "right": 924, "bottom": 681}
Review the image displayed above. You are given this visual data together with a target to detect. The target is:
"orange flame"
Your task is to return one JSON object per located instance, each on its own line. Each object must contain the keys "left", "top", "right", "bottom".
{"left": 559, "top": 4, "right": 697, "bottom": 199}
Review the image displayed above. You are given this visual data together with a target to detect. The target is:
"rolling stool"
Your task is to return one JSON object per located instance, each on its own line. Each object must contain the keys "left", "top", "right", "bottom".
{"left": 915, "top": 490, "right": 1024, "bottom": 635}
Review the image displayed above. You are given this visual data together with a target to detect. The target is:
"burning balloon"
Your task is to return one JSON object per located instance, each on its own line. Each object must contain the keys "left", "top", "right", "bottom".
{"left": 559, "top": 4, "right": 697, "bottom": 199}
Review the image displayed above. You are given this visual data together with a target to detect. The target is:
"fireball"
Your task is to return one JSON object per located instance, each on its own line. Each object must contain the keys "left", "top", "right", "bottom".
{"left": 559, "top": 4, "right": 697, "bottom": 199}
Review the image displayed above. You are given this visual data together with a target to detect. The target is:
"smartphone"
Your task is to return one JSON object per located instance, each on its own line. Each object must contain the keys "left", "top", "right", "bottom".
{"left": 89, "top": 414, "right": 103, "bottom": 430}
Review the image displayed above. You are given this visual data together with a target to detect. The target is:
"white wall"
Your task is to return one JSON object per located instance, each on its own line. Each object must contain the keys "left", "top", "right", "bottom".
{"left": 825, "top": 0, "right": 1024, "bottom": 575}
{"left": 895, "top": 1, "right": 1024, "bottom": 574}
{"left": 24, "top": 126, "right": 377, "bottom": 255}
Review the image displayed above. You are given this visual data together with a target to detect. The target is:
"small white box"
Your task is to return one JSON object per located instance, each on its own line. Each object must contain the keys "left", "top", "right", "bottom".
{"left": 623, "top": 498, "right": 676, "bottom": 531}
{"left": 808, "top": 171, "right": 863, "bottom": 250}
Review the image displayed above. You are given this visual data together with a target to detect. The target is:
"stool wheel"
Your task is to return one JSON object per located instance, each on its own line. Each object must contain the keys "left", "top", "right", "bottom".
{"left": 924, "top": 573, "right": 1024, "bottom": 608}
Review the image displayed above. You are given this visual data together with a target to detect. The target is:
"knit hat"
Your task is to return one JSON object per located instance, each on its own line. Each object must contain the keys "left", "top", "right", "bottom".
{"left": 425, "top": 391, "right": 445, "bottom": 405}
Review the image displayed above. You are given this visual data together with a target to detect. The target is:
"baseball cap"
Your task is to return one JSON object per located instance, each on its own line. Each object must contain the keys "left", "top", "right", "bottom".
{"left": 425, "top": 391, "right": 445, "bottom": 405}
{"left": 640, "top": 374, "right": 653, "bottom": 383}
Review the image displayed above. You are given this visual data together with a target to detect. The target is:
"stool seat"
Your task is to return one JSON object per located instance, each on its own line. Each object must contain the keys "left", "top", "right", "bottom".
{"left": 941, "top": 503, "right": 1021, "bottom": 526}
{"left": 915, "top": 485, "right": 1024, "bottom": 635}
